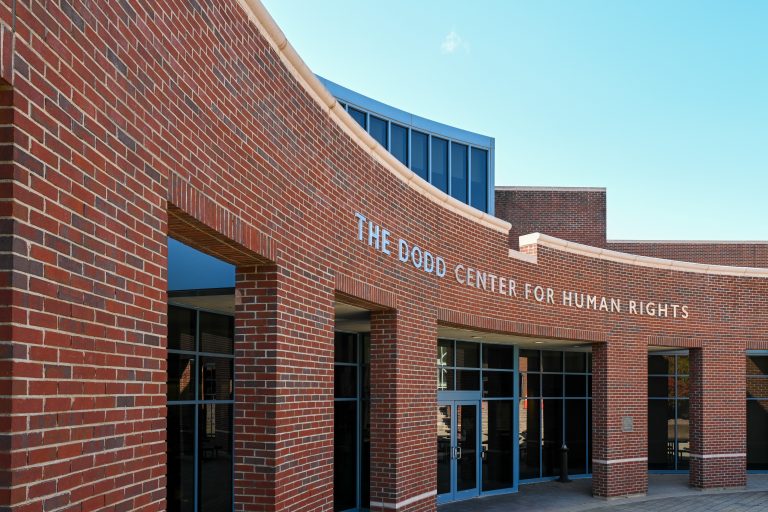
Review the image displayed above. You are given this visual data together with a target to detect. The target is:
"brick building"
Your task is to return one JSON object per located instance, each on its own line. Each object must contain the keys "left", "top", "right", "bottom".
{"left": 0, "top": 1, "right": 766, "bottom": 512}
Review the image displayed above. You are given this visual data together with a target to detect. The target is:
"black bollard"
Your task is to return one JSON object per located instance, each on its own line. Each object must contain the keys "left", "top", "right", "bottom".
{"left": 558, "top": 444, "right": 571, "bottom": 483}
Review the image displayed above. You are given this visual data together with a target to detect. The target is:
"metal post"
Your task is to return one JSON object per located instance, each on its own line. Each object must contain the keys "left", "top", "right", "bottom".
{"left": 558, "top": 444, "right": 571, "bottom": 483}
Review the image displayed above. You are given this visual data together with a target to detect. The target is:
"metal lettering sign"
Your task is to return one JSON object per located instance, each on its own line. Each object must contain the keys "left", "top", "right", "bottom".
{"left": 354, "top": 212, "right": 691, "bottom": 320}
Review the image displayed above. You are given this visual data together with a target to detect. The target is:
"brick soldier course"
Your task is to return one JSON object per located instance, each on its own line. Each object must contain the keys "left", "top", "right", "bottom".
{"left": 0, "top": 1, "right": 766, "bottom": 512}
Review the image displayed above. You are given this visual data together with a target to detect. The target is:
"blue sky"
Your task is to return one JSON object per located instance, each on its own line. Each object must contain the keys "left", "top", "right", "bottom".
{"left": 261, "top": 0, "right": 767, "bottom": 240}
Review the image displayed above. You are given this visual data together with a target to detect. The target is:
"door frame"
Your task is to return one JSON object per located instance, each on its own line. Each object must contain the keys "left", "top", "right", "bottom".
{"left": 436, "top": 397, "right": 482, "bottom": 504}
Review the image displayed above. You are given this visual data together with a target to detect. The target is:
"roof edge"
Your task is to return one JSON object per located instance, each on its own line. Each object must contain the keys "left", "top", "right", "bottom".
{"left": 496, "top": 186, "right": 606, "bottom": 192}
{"left": 520, "top": 233, "right": 768, "bottom": 277}
{"left": 609, "top": 240, "right": 768, "bottom": 245}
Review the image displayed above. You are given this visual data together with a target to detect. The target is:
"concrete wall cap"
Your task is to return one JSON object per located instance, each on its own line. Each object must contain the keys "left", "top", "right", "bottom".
{"left": 609, "top": 239, "right": 768, "bottom": 245}
{"left": 238, "top": 0, "right": 511, "bottom": 235}
{"left": 508, "top": 249, "right": 537, "bottom": 264}
{"left": 496, "top": 186, "right": 606, "bottom": 192}
{"left": 520, "top": 233, "right": 768, "bottom": 278}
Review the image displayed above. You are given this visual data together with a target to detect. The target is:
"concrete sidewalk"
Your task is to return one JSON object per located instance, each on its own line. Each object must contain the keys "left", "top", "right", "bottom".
{"left": 438, "top": 475, "right": 768, "bottom": 512}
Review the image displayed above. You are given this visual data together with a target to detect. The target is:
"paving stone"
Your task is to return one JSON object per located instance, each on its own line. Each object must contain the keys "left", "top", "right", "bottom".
{"left": 439, "top": 475, "right": 768, "bottom": 512}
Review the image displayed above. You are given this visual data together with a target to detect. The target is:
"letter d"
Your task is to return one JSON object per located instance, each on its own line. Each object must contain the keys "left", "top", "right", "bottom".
{"left": 398, "top": 239, "right": 409, "bottom": 262}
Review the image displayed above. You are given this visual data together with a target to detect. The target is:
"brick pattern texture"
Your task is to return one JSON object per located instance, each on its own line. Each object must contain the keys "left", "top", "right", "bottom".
{"left": 0, "top": 1, "right": 765, "bottom": 511}
{"left": 496, "top": 188, "right": 607, "bottom": 249}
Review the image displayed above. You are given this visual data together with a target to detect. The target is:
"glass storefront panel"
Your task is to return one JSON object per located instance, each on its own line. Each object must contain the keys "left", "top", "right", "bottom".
{"left": 199, "top": 356, "right": 233, "bottom": 401}
{"left": 334, "top": 401, "right": 357, "bottom": 511}
{"left": 748, "top": 356, "right": 768, "bottom": 375}
{"left": 541, "top": 399, "right": 563, "bottom": 477}
{"left": 541, "top": 374, "right": 562, "bottom": 398}
{"left": 677, "top": 400, "right": 690, "bottom": 469}
{"left": 334, "top": 365, "right": 357, "bottom": 398}
{"left": 648, "top": 353, "right": 689, "bottom": 471}
{"left": 747, "top": 377, "right": 768, "bottom": 398}
{"left": 482, "top": 400, "right": 513, "bottom": 491}
{"left": 518, "top": 350, "right": 592, "bottom": 481}
{"left": 648, "top": 354, "right": 675, "bottom": 375}
{"left": 565, "top": 400, "right": 587, "bottom": 474}
{"left": 456, "top": 341, "right": 480, "bottom": 368}
{"left": 519, "top": 350, "right": 540, "bottom": 372}
{"left": 483, "top": 344, "right": 515, "bottom": 370}
{"left": 457, "top": 370, "right": 480, "bottom": 391}
{"left": 438, "top": 366, "right": 455, "bottom": 391}
{"left": 168, "top": 353, "right": 195, "bottom": 401}
{"left": 169, "top": 305, "right": 196, "bottom": 351}
{"left": 520, "top": 373, "right": 539, "bottom": 398}
{"left": 167, "top": 305, "right": 234, "bottom": 512}
{"left": 199, "top": 312, "right": 233, "bottom": 354}
{"left": 361, "top": 399, "right": 371, "bottom": 506}
{"left": 648, "top": 399, "right": 675, "bottom": 470}
{"left": 198, "top": 403, "right": 233, "bottom": 512}
{"left": 648, "top": 376, "right": 674, "bottom": 398}
{"left": 748, "top": 400, "right": 768, "bottom": 470}
{"left": 519, "top": 399, "right": 540, "bottom": 480}
{"left": 541, "top": 351, "right": 562, "bottom": 372}
{"left": 483, "top": 371, "right": 514, "bottom": 398}
{"left": 335, "top": 332, "right": 357, "bottom": 363}
{"left": 167, "top": 405, "right": 195, "bottom": 512}
{"left": 333, "top": 332, "right": 370, "bottom": 510}
{"left": 564, "top": 352, "right": 586, "bottom": 373}
{"left": 437, "top": 405, "right": 452, "bottom": 495}
{"left": 564, "top": 375, "right": 587, "bottom": 398}
{"left": 748, "top": 353, "right": 768, "bottom": 471}
{"left": 456, "top": 404, "right": 478, "bottom": 492}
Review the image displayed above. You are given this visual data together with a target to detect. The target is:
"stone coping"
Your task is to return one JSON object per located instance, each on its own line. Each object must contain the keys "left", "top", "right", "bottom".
{"left": 521, "top": 233, "right": 768, "bottom": 277}
{"left": 236, "top": 0, "right": 511, "bottom": 234}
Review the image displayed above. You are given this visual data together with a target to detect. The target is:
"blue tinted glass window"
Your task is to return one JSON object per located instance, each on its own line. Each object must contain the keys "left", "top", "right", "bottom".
{"left": 411, "top": 131, "right": 428, "bottom": 180}
{"left": 391, "top": 124, "right": 408, "bottom": 165}
{"left": 349, "top": 107, "right": 366, "bottom": 130}
{"left": 450, "top": 142, "right": 468, "bottom": 202}
{"left": 470, "top": 148, "right": 488, "bottom": 211}
{"left": 369, "top": 115, "right": 388, "bottom": 148}
{"left": 431, "top": 137, "right": 448, "bottom": 193}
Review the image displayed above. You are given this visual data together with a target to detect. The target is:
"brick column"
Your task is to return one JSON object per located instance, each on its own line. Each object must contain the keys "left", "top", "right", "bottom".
{"left": 369, "top": 308, "right": 436, "bottom": 512}
{"left": 689, "top": 345, "right": 747, "bottom": 489}
{"left": 592, "top": 339, "right": 648, "bottom": 498}
{"left": 234, "top": 264, "right": 335, "bottom": 511}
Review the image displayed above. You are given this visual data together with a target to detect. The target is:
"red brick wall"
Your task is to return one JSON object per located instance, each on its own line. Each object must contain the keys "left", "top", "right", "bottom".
{"left": 496, "top": 187, "right": 607, "bottom": 249}
{"left": 607, "top": 242, "right": 768, "bottom": 268}
{"left": 0, "top": 1, "right": 766, "bottom": 511}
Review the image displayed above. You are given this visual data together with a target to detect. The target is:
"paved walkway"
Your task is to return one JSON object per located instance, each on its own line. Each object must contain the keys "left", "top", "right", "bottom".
{"left": 438, "top": 475, "right": 768, "bottom": 512}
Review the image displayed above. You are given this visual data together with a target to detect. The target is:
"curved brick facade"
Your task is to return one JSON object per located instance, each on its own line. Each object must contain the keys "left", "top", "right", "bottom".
{"left": 0, "top": 2, "right": 766, "bottom": 512}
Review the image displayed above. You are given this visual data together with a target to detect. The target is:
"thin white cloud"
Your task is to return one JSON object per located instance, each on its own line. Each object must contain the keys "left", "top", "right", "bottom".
{"left": 441, "top": 31, "right": 469, "bottom": 54}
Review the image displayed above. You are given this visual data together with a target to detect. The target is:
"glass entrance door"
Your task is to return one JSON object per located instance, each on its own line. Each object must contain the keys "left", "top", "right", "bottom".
{"left": 437, "top": 401, "right": 480, "bottom": 503}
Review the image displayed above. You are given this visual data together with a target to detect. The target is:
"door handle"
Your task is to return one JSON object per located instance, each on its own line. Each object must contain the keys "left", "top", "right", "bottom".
{"left": 456, "top": 446, "right": 462, "bottom": 460}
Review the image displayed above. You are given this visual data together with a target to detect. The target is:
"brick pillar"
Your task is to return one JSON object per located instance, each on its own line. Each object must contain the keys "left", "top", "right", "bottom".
{"left": 592, "top": 339, "right": 648, "bottom": 498}
{"left": 689, "top": 345, "right": 747, "bottom": 489}
{"left": 369, "top": 308, "right": 436, "bottom": 512}
{"left": 234, "top": 264, "right": 335, "bottom": 511}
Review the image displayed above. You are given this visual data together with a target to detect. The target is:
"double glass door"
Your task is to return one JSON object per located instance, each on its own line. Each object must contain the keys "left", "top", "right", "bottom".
{"left": 437, "top": 401, "right": 479, "bottom": 503}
